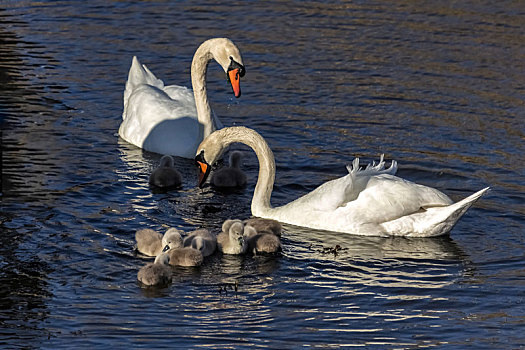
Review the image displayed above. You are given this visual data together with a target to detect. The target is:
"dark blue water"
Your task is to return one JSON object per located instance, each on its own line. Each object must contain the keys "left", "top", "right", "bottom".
{"left": 1, "top": 1, "right": 524, "bottom": 348}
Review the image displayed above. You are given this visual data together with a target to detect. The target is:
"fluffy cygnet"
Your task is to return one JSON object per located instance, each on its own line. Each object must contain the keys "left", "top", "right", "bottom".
{"left": 217, "top": 219, "right": 248, "bottom": 255}
{"left": 244, "top": 224, "right": 282, "bottom": 255}
{"left": 210, "top": 151, "right": 247, "bottom": 189}
{"left": 166, "top": 247, "right": 203, "bottom": 267}
{"left": 183, "top": 228, "right": 217, "bottom": 257}
{"left": 135, "top": 227, "right": 183, "bottom": 257}
{"left": 149, "top": 155, "right": 182, "bottom": 189}
{"left": 244, "top": 218, "right": 282, "bottom": 237}
{"left": 137, "top": 252, "right": 172, "bottom": 286}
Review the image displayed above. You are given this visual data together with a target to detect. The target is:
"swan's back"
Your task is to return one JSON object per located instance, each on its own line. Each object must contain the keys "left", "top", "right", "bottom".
{"left": 119, "top": 57, "right": 201, "bottom": 157}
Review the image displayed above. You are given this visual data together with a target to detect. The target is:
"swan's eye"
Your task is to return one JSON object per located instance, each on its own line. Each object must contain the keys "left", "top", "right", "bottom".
{"left": 227, "top": 58, "right": 245, "bottom": 77}
{"left": 195, "top": 150, "right": 206, "bottom": 166}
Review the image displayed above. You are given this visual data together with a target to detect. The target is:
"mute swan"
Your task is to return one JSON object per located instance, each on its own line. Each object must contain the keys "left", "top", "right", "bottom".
{"left": 119, "top": 38, "right": 245, "bottom": 158}
{"left": 166, "top": 247, "right": 203, "bottom": 267}
{"left": 149, "top": 155, "right": 182, "bottom": 189}
{"left": 210, "top": 151, "right": 247, "bottom": 189}
{"left": 244, "top": 218, "right": 282, "bottom": 237}
{"left": 217, "top": 219, "right": 248, "bottom": 254}
{"left": 243, "top": 224, "right": 282, "bottom": 254}
{"left": 182, "top": 228, "right": 217, "bottom": 257}
{"left": 195, "top": 127, "right": 489, "bottom": 237}
{"left": 135, "top": 228, "right": 183, "bottom": 257}
{"left": 137, "top": 252, "right": 172, "bottom": 286}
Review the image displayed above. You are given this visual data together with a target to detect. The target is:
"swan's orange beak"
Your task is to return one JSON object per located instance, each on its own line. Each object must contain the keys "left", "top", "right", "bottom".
{"left": 228, "top": 68, "right": 241, "bottom": 98}
{"left": 197, "top": 160, "right": 210, "bottom": 188}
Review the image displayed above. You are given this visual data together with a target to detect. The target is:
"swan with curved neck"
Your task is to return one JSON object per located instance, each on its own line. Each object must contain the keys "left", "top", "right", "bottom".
{"left": 119, "top": 38, "right": 245, "bottom": 158}
{"left": 195, "top": 126, "right": 489, "bottom": 237}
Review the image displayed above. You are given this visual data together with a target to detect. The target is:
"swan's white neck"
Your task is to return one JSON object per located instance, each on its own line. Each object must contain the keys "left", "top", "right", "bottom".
{"left": 210, "top": 127, "right": 275, "bottom": 215}
{"left": 191, "top": 41, "right": 215, "bottom": 138}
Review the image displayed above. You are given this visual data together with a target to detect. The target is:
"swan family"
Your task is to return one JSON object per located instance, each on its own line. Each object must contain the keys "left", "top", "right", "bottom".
{"left": 124, "top": 38, "right": 489, "bottom": 284}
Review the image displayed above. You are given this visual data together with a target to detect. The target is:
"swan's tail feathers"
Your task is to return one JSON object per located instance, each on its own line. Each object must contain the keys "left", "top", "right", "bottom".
{"left": 122, "top": 56, "right": 165, "bottom": 119}
{"left": 346, "top": 158, "right": 361, "bottom": 175}
{"left": 346, "top": 155, "right": 398, "bottom": 176}
{"left": 383, "top": 187, "right": 490, "bottom": 237}
{"left": 127, "top": 56, "right": 164, "bottom": 89}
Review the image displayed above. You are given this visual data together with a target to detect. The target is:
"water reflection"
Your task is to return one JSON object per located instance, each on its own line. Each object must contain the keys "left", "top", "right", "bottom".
{"left": 283, "top": 224, "right": 471, "bottom": 293}
{"left": 0, "top": 17, "right": 54, "bottom": 347}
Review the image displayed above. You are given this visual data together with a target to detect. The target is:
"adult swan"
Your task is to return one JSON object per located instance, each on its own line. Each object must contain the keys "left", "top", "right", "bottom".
{"left": 195, "top": 127, "right": 489, "bottom": 237}
{"left": 119, "top": 38, "right": 245, "bottom": 158}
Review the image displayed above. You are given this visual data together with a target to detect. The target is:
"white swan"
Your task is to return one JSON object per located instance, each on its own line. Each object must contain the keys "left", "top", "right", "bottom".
{"left": 195, "top": 127, "right": 490, "bottom": 237}
{"left": 119, "top": 38, "right": 245, "bottom": 158}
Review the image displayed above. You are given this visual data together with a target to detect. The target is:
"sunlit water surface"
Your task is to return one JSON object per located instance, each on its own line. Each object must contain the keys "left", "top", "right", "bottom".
{"left": 1, "top": 1, "right": 524, "bottom": 348}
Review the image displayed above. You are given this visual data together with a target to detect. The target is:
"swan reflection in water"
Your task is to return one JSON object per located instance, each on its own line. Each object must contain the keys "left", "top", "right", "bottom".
{"left": 283, "top": 223, "right": 472, "bottom": 293}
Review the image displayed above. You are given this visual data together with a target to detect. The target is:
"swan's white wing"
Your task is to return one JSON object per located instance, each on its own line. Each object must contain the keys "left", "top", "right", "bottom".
{"left": 119, "top": 84, "right": 200, "bottom": 157}
{"left": 286, "top": 156, "right": 398, "bottom": 211}
{"left": 336, "top": 174, "right": 453, "bottom": 225}
{"left": 381, "top": 187, "right": 489, "bottom": 237}
{"left": 123, "top": 57, "right": 165, "bottom": 118}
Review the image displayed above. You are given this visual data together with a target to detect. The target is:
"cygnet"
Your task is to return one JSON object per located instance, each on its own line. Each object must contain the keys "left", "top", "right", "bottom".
{"left": 210, "top": 151, "right": 247, "bottom": 189}
{"left": 244, "top": 218, "right": 282, "bottom": 237}
{"left": 149, "top": 155, "right": 182, "bottom": 189}
{"left": 137, "top": 252, "right": 172, "bottom": 286}
{"left": 183, "top": 228, "right": 217, "bottom": 257}
{"left": 166, "top": 247, "right": 204, "bottom": 267}
{"left": 135, "top": 227, "right": 183, "bottom": 257}
{"left": 217, "top": 219, "right": 248, "bottom": 255}
{"left": 244, "top": 224, "right": 282, "bottom": 255}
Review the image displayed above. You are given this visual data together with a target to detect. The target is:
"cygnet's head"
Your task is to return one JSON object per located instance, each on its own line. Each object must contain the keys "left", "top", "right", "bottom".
{"left": 154, "top": 252, "right": 170, "bottom": 265}
{"left": 222, "top": 219, "right": 242, "bottom": 233}
{"left": 191, "top": 236, "right": 205, "bottom": 252}
{"left": 229, "top": 151, "right": 243, "bottom": 169}
{"left": 243, "top": 224, "right": 258, "bottom": 239}
{"left": 229, "top": 222, "right": 245, "bottom": 245}
{"left": 162, "top": 228, "right": 183, "bottom": 251}
{"left": 159, "top": 155, "right": 175, "bottom": 168}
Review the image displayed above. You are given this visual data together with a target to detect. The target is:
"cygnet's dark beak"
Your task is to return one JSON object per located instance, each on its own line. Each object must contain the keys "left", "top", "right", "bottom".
{"left": 162, "top": 245, "right": 171, "bottom": 252}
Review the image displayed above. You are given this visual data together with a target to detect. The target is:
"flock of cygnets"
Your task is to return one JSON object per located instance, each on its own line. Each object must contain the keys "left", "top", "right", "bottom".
{"left": 136, "top": 216, "right": 282, "bottom": 286}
